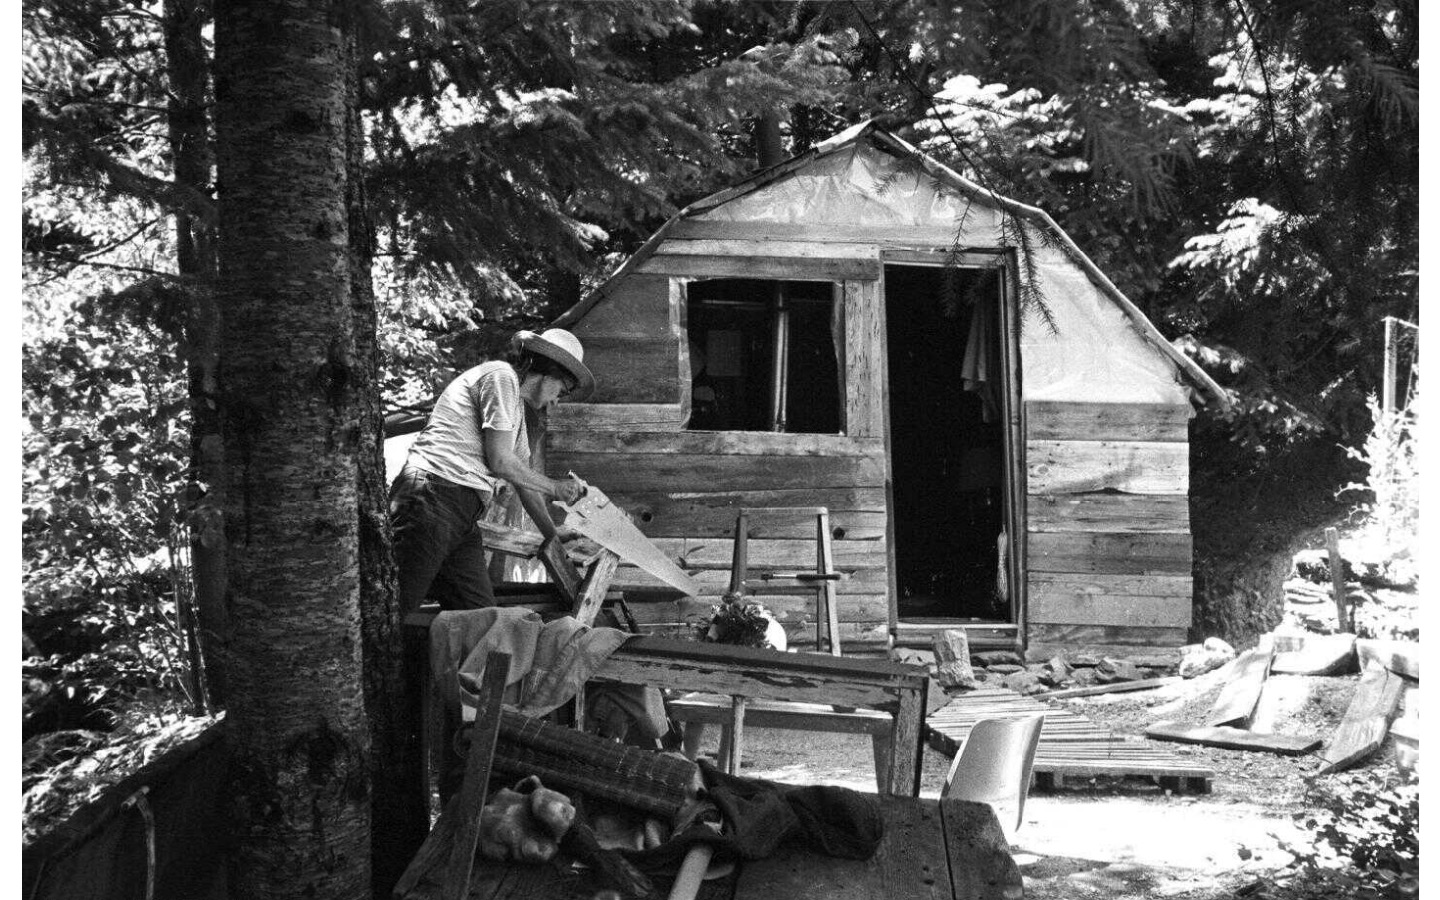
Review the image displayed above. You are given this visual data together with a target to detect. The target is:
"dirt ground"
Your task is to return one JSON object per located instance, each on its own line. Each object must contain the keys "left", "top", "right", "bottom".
{"left": 687, "top": 667, "right": 1403, "bottom": 900}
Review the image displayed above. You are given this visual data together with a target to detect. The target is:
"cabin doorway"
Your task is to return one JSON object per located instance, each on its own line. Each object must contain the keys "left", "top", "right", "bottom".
{"left": 885, "top": 264, "right": 1015, "bottom": 628}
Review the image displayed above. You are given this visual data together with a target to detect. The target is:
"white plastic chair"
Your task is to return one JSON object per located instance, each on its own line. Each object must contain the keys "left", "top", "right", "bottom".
{"left": 941, "top": 714, "right": 1045, "bottom": 843}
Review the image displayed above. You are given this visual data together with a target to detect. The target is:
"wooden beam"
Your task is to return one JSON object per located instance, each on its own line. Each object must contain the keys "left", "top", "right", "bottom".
{"left": 844, "top": 279, "right": 885, "bottom": 438}
{"left": 1206, "top": 645, "right": 1275, "bottom": 727}
{"left": 1025, "top": 401, "right": 1192, "bottom": 443}
{"left": 1144, "top": 722, "right": 1321, "bottom": 755}
{"left": 547, "top": 402, "right": 686, "bottom": 432}
{"left": 1027, "top": 492, "right": 1191, "bottom": 534}
{"left": 1319, "top": 667, "right": 1405, "bottom": 774}
{"left": 571, "top": 550, "right": 621, "bottom": 628}
{"left": 636, "top": 253, "right": 880, "bottom": 281}
{"left": 1027, "top": 439, "right": 1190, "bottom": 495}
{"left": 549, "top": 431, "right": 884, "bottom": 457}
{"left": 1044, "top": 676, "right": 1180, "bottom": 700}
{"left": 667, "top": 218, "right": 973, "bottom": 247}
{"left": 1027, "top": 532, "right": 1193, "bottom": 576}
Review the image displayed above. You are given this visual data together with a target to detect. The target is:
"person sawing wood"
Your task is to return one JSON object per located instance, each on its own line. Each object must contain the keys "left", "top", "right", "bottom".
{"left": 390, "top": 328, "right": 596, "bottom": 611}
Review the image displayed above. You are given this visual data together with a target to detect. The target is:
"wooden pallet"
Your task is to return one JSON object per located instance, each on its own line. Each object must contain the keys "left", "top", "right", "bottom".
{"left": 925, "top": 687, "right": 1215, "bottom": 794}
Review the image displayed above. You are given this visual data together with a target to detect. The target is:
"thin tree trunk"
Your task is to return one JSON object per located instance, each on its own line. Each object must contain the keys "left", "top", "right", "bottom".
{"left": 163, "top": 0, "right": 228, "bottom": 710}
{"left": 214, "top": 1, "right": 371, "bottom": 896}
{"left": 345, "top": 26, "right": 429, "bottom": 896}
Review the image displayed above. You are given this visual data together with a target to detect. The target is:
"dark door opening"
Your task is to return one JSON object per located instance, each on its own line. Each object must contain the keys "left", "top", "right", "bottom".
{"left": 886, "top": 264, "right": 1011, "bottom": 622}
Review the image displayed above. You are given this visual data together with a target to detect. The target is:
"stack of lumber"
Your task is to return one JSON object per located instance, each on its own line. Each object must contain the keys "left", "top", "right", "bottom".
{"left": 1144, "top": 637, "right": 1418, "bottom": 773}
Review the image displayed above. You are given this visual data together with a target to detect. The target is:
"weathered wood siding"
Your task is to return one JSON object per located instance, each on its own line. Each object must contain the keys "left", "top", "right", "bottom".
{"left": 564, "top": 273, "right": 688, "bottom": 427}
{"left": 549, "top": 429, "right": 892, "bottom": 646}
{"left": 1025, "top": 400, "right": 1194, "bottom": 655}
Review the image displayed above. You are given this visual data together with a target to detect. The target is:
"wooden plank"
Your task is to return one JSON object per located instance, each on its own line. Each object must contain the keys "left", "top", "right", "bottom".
{"left": 440, "top": 654, "right": 509, "bottom": 900}
{"left": 1144, "top": 722, "right": 1321, "bottom": 755}
{"left": 1024, "top": 625, "right": 1189, "bottom": 650}
{"left": 547, "top": 402, "right": 685, "bottom": 431}
{"left": 1027, "top": 439, "right": 1189, "bottom": 495}
{"left": 844, "top": 279, "right": 885, "bottom": 438}
{"left": 614, "top": 566, "right": 890, "bottom": 595}
{"left": 616, "top": 593, "right": 890, "bottom": 626}
{"left": 1031, "top": 573, "right": 1192, "bottom": 601}
{"left": 1206, "top": 645, "right": 1274, "bottom": 727}
{"left": 1028, "top": 594, "right": 1190, "bottom": 628}
{"left": 547, "top": 451, "right": 887, "bottom": 493}
{"left": 887, "top": 679, "right": 925, "bottom": 795}
{"left": 570, "top": 335, "right": 679, "bottom": 404}
{"left": 654, "top": 238, "right": 879, "bottom": 260}
{"left": 941, "top": 799, "right": 1026, "bottom": 900}
{"left": 548, "top": 431, "right": 883, "bottom": 458}
{"left": 568, "top": 273, "right": 672, "bottom": 336}
{"left": 1027, "top": 492, "right": 1191, "bottom": 534}
{"left": 637, "top": 253, "right": 880, "bottom": 281}
{"left": 1025, "top": 401, "right": 1192, "bottom": 443}
{"left": 881, "top": 248, "right": 1005, "bottom": 267}
{"left": 571, "top": 550, "right": 621, "bottom": 628}
{"left": 1028, "top": 531, "right": 1193, "bottom": 575}
{"left": 1319, "top": 666, "right": 1405, "bottom": 774}
{"left": 732, "top": 796, "right": 955, "bottom": 899}
{"left": 1043, "top": 676, "right": 1181, "bottom": 699}
{"left": 669, "top": 218, "right": 971, "bottom": 247}
{"left": 593, "top": 487, "right": 887, "bottom": 540}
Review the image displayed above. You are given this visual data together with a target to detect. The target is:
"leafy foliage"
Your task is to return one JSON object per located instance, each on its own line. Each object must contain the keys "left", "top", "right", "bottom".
{"left": 1260, "top": 771, "right": 1421, "bottom": 900}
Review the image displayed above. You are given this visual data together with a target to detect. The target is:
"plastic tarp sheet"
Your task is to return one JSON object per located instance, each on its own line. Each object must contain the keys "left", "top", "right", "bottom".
{"left": 693, "top": 144, "right": 1191, "bottom": 406}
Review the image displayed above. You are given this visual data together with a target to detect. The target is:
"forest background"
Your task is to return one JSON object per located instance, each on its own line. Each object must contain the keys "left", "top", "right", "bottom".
{"left": 18, "top": 1, "right": 1419, "bottom": 898}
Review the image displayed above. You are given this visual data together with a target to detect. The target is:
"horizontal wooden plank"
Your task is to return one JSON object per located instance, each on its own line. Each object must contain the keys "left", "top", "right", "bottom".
{"left": 1027, "top": 440, "right": 1189, "bottom": 495}
{"left": 880, "top": 248, "right": 1004, "bottom": 267}
{"left": 617, "top": 593, "right": 890, "bottom": 627}
{"left": 548, "top": 403, "right": 685, "bottom": 431}
{"left": 1028, "top": 532, "right": 1193, "bottom": 575}
{"left": 1030, "top": 572, "right": 1192, "bottom": 600}
{"left": 613, "top": 566, "right": 889, "bottom": 595}
{"left": 597, "top": 488, "right": 887, "bottom": 540}
{"left": 1025, "top": 401, "right": 1192, "bottom": 443}
{"left": 1044, "top": 677, "right": 1181, "bottom": 699}
{"left": 548, "top": 431, "right": 883, "bottom": 458}
{"left": 637, "top": 620, "right": 892, "bottom": 646}
{"left": 548, "top": 451, "right": 887, "bottom": 493}
{"left": 1028, "top": 590, "right": 1191, "bottom": 628}
{"left": 637, "top": 253, "right": 880, "bottom": 281}
{"left": 671, "top": 219, "right": 976, "bottom": 248}
{"left": 1144, "top": 722, "right": 1321, "bottom": 755}
{"left": 1024, "top": 642, "right": 1187, "bottom": 664}
{"left": 1024, "top": 625, "right": 1190, "bottom": 650}
{"left": 655, "top": 239, "right": 878, "bottom": 260}
{"left": 1027, "top": 492, "right": 1190, "bottom": 534}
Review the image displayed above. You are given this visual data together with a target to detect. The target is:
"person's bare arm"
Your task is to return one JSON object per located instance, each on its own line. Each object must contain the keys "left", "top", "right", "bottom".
{"left": 482, "top": 428, "right": 584, "bottom": 535}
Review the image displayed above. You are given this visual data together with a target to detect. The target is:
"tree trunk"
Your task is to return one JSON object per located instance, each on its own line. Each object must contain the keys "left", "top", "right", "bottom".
{"left": 345, "top": 25, "right": 429, "bottom": 896}
{"left": 214, "top": 1, "right": 371, "bottom": 896}
{"left": 163, "top": 0, "right": 228, "bottom": 710}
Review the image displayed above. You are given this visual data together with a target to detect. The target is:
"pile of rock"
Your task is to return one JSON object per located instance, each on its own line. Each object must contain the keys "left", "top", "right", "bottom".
{"left": 904, "top": 634, "right": 1177, "bottom": 696}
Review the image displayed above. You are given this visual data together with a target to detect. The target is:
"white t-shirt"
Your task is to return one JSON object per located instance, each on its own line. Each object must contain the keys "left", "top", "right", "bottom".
{"left": 406, "top": 361, "right": 529, "bottom": 494}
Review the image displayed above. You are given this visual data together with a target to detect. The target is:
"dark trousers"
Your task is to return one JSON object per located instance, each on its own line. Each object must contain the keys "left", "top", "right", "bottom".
{"left": 389, "top": 464, "right": 496, "bottom": 612}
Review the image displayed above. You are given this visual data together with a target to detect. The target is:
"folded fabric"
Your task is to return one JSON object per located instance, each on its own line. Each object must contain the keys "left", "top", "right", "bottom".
{"left": 430, "top": 607, "right": 629, "bottom": 717}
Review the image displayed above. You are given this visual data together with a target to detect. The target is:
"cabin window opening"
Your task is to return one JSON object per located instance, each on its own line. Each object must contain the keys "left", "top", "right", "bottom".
{"left": 685, "top": 278, "right": 841, "bottom": 433}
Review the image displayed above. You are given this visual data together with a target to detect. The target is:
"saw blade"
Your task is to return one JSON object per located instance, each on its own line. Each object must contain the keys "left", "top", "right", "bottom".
{"left": 558, "top": 486, "right": 702, "bottom": 596}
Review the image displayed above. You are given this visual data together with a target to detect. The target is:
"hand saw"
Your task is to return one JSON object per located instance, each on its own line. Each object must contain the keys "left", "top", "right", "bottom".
{"left": 556, "top": 476, "right": 702, "bottom": 597}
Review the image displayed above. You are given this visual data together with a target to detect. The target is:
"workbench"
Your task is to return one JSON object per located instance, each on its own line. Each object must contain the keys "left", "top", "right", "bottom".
{"left": 401, "top": 795, "right": 1023, "bottom": 900}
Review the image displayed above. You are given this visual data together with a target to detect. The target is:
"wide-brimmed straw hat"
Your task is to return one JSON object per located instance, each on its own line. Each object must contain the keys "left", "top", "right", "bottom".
{"left": 515, "top": 328, "right": 596, "bottom": 401}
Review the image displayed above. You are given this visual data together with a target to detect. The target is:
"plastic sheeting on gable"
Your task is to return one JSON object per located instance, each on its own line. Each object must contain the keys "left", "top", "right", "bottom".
{"left": 693, "top": 143, "right": 1192, "bottom": 407}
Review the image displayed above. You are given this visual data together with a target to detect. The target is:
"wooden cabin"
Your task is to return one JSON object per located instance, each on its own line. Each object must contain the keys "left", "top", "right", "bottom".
{"left": 539, "top": 122, "right": 1226, "bottom": 660}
